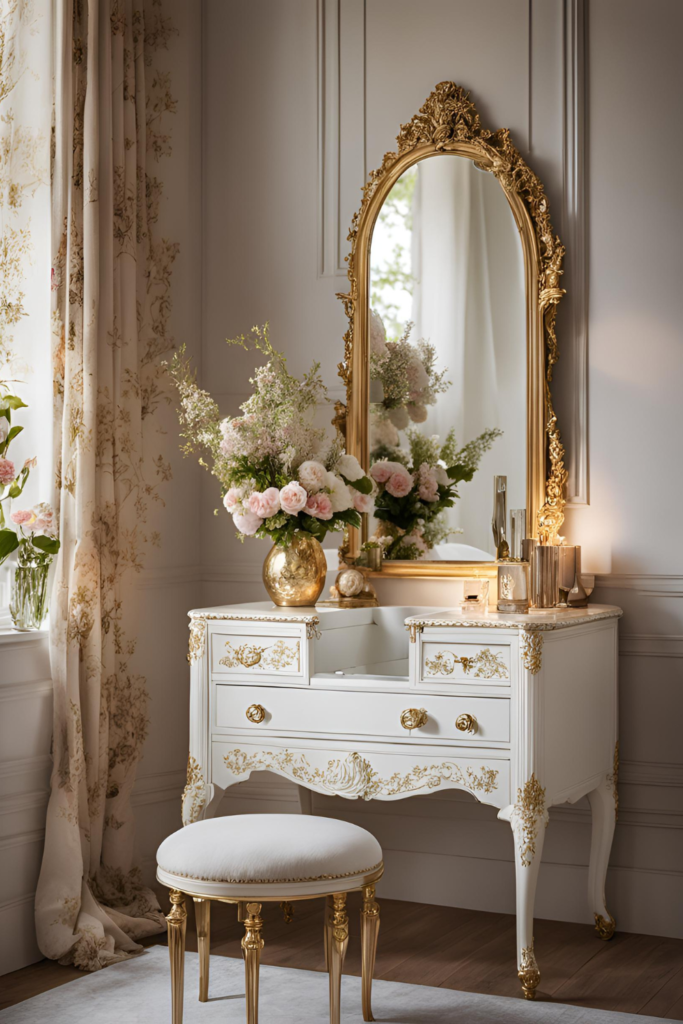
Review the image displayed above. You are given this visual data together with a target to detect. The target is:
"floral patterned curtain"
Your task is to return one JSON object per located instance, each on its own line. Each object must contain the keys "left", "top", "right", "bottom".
{"left": 35, "top": 0, "right": 178, "bottom": 970}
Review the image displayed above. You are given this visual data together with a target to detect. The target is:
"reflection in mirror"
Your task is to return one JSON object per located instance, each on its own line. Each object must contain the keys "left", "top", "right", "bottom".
{"left": 367, "top": 155, "right": 526, "bottom": 563}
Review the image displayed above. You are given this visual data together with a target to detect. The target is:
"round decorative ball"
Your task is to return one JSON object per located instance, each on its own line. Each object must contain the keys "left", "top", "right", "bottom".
{"left": 336, "top": 568, "right": 365, "bottom": 597}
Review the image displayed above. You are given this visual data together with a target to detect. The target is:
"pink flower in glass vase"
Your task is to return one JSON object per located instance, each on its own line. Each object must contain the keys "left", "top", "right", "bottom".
{"left": 10, "top": 509, "right": 34, "bottom": 526}
{"left": 385, "top": 465, "right": 413, "bottom": 498}
{"left": 279, "top": 481, "right": 308, "bottom": 515}
{"left": 248, "top": 487, "right": 281, "bottom": 520}
{"left": 0, "top": 458, "right": 15, "bottom": 484}
{"left": 233, "top": 510, "right": 263, "bottom": 536}
{"left": 305, "top": 492, "right": 333, "bottom": 520}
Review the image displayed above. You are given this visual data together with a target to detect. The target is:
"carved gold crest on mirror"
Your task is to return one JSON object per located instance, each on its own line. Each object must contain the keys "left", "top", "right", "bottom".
{"left": 335, "top": 82, "right": 568, "bottom": 578}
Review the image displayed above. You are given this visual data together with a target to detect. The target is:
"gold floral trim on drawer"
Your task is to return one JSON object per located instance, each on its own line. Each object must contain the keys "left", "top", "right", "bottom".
{"left": 424, "top": 647, "right": 509, "bottom": 679}
{"left": 219, "top": 639, "right": 300, "bottom": 672}
{"left": 223, "top": 748, "right": 499, "bottom": 801}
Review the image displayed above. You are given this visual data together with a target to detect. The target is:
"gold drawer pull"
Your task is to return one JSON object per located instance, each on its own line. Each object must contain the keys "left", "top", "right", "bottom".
{"left": 400, "top": 708, "right": 428, "bottom": 732}
{"left": 246, "top": 704, "right": 266, "bottom": 724}
{"left": 455, "top": 713, "right": 478, "bottom": 735}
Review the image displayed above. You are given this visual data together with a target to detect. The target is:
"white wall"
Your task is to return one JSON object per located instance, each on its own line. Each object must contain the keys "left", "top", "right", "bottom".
{"left": 197, "top": 0, "right": 683, "bottom": 940}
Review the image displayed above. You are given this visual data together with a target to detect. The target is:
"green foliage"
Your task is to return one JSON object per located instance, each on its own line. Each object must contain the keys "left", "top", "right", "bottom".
{"left": 0, "top": 529, "right": 19, "bottom": 560}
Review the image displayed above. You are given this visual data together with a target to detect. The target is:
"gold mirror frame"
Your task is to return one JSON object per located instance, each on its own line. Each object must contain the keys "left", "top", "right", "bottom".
{"left": 335, "top": 82, "right": 568, "bottom": 578}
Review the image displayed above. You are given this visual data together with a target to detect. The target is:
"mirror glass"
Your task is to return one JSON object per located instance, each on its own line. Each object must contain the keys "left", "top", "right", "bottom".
{"left": 367, "top": 154, "right": 526, "bottom": 562}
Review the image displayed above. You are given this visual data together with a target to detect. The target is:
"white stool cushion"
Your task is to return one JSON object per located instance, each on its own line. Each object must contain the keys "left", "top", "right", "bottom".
{"left": 156, "top": 814, "right": 383, "bottom": 899}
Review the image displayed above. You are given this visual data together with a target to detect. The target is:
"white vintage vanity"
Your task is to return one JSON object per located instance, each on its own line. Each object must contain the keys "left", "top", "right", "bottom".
{"left": 182, "top": 83, "right": 621, "bottom": 1000}
{"left": 184, "top": 599, "right": 621, "bottom": 999}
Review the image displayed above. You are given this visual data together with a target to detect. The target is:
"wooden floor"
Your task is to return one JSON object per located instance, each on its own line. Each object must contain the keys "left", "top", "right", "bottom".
{"left": 3, "top": 897, "right": 683, "bottom": 1018}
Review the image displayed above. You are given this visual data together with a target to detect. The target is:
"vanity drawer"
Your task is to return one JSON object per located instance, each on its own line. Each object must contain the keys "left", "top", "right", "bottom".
{"left": 211, "top": 631, "right": 304, "bottom": 680}
{"left": 215, "top": 684, "right": 510, "bottom": 743}
{"left": 420, "top": 640, "right": 511, "bottom": 685}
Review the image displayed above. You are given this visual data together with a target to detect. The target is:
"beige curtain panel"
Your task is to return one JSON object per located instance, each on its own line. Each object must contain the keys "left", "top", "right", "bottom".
{"left": 34, "top": 0, "right": 178, "bottom": 970}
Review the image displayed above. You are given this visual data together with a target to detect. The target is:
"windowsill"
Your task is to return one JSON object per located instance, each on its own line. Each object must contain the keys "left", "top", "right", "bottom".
{"left": 0, "top": 625, "right": 49, "bottom": 644}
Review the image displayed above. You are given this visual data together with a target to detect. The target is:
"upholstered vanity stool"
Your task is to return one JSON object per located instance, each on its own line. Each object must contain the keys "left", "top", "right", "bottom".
{"left": 156, "top": 814, "right": 383, "bottom": 1024}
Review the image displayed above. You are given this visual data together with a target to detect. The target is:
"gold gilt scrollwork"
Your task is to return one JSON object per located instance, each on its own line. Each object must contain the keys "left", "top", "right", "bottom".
{"left": 510, "top": 774, "right": 548, "bottom": 867}
{"left": 223, "top": 748, "right": 499, "bottom": 801}
{"left": 340, "top": 81, "right": 568, "bottom": 551}
{"left": 521, "top": 632, "right": 543, "bottom": 674}
{"left": 518, "top": 942, "right": 541, "bottom": 1000}
{"left": 594, "top": 912, "right": 616, "bottom": 941}
{"left": 182, "top": 754, "right": 206, "bottom": 826}
{"left": 424, "top": 647, "right": 509, "bottom": 679}
{"left": 187, "top": 618, "right": 206, "bottom": 664}
{"left": 219, "top": 638, "right": 300, "bottom": 672}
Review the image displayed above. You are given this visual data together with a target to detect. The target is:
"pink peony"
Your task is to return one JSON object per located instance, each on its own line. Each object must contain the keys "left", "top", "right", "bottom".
{"left": 352, "top": 489, "right": 375, "bottom": 515}
{"left": 248, "top": 487, "right": 281, "bottom": 520}
{"left": 25, "top": 502, "right": 54, "bottom": 534}
{"left": 233, "top": 510, "right": 263, "bottom": 536}
{"left": 223, "top": 487, "right": 242, "bottom": 512}
{"left": 305, "top": 492, "right": 333, "bottom": 520}
{"left": 386, "top": 466, "right": 414, "bottom": 498}
{"left": 279, "top": 481, "right": 308, "bottom": 515}
{"left": 0, "top": 458, "right": 15, "bottom": 485}
{"left": 10, "top": 509, "right": 33, "bottom": 525}
{"left": 298, "top": 460, "right": 327, "bottom": 492}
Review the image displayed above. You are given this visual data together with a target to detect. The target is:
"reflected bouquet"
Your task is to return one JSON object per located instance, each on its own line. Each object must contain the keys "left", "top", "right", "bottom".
{"left": 168, "top": 325, "right": 374, "bottom": 546}
{"left": 370, "top": 427, "right": 501, "bottom": 559}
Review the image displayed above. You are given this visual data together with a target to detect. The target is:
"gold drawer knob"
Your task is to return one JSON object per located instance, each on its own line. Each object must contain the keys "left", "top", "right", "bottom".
{"left": 455, "top": 713, "right": 478, "bottom": 735}
{"left": 400, "top": 707, "right": 428, "bottom": 731}
{"left": 246, "top": 704, "right": 266, "bottom": 724}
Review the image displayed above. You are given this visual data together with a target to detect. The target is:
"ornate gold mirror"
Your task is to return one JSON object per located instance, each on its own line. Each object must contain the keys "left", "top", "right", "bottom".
{"left": 337, "top": 82, "right": 568, "bottom": 577}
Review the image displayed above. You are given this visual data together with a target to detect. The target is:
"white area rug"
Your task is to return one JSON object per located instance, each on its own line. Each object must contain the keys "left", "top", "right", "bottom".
{"left": 0, "top": 946, "right": 674, "bottom": 1023}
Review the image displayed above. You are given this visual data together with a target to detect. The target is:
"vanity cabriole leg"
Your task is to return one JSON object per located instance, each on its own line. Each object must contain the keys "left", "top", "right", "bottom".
{"left": 360, "top": 883, "right": 380, "bottom": 1022}
{"left": 193, "top": 898, "right": 210, "bottom": 1001}
{"left": 166, "top": 890, "right": 187, "bottom": 1024}
{"left": 588, "top": 766, "right": 618, "bottom": 940}
{"left": 328, "top": 893, "right": 349, "bottom": 1024}
{"left": 509, "top": 775, "right": 548, "bottom": 1000}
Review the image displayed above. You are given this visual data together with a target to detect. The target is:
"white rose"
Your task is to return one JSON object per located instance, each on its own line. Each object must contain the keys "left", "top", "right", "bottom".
{"left": 326, "top": 472, "right": 353, "bottom": 512}
{"left": 407, "top": 357, "right": 429, "bottom": 391}
{"left": 335, "top": 454, "right": 364, "bottom": 482}
{"left": 0, "top": 418, "right": 8, "bottom": 444}
{"left": 407, "top": 402, "right": 428, "bottom": 423}
{"left": 388, "top": 406, "right": 410, "bottom": 430}
{"left": 370, "top": 418, "right": 399, "bottom": 449}
{"left": 435, "top": 465, "right": 450, "bottom": 487}
{"left": 298, "top": 460, "right": 327, "bottom": 492}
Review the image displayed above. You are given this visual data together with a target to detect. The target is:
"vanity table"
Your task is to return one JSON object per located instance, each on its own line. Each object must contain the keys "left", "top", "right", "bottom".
{"left": 184, "top": 599, "right": 621, "bottom": 999}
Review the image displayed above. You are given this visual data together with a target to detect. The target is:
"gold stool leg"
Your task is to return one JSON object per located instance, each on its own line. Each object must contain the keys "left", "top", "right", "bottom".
{"left": 360, "top": 884, "right": 380, "bottom": 1022}
{"left": 324, "top": 894, "right": 333, "bottom": 972}
{"left": 166, "top": 890, "right": 187, "bottom": 1024}
{"left": 328, "top": 893, "right": 349, "bottom": 1024}
{"left": 193, "top": 898, "right": 211, "bottom": 1002}
{"left": 242, "top": 902, "right": 264, "bottom": 1024}
{"left": 237, "top": 901, "right": 248, "bottom": 923}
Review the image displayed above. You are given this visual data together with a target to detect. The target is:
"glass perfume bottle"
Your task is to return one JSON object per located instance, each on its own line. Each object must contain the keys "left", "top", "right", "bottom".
{"left": 497, "top": 560, "right": 530, "bottom": 613}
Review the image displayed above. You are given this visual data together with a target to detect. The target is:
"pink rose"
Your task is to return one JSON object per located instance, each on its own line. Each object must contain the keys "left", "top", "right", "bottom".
{"left": 233, "top": 510, "right": 263, "bottom": 536}
{"left": 10, "top": 509, "right": 33, "bottom": 525}
{"left": 0, "top": 458, "right": 15, "bottom": 485}
{"left": 352, "top": 490, "right": 375, "bottom": 515}
{"left": 223, "top": 487, "right": 242, "bottom": 512}
{"left": 370, "top": 461, "right": 393, "bottom": 484}
{"left": 279, "top": 481, "right": 308, "bottom": 515}
{"left": 248, "top": 487, "right": 281, "bottom": 520}
{"left": 386, "top": 467, "right": 413, "bottom": 498}
{"left": 305, "top": 492, "right": 333, "bottom": 520}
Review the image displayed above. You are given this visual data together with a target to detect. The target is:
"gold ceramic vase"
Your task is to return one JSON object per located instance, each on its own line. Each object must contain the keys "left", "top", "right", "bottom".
{"left": 262, "top": 533, "right": 328, "bottom": 607}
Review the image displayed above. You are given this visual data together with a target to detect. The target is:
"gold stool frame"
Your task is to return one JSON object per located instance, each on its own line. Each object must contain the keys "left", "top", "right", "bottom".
{"left": 163, "top": 868, "right": 383, "bottom": 1024}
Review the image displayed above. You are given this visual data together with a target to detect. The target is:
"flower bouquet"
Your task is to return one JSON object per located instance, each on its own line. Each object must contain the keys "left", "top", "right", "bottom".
{"left": 0, "top": 386, "right": 60, "bottom": 629}
{"left": 370, "top": 427, "right": 501, "bottom": 560}
{"left": 168, "top": 325, "right": 374, "bottom": 605}
{"left": 369, "top": 311, "right": 450, "bottom": 453}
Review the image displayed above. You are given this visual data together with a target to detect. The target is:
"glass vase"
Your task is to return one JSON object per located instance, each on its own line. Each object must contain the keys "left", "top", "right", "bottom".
{"left": 10, "top": 558, "right": 50, "bottom": 631}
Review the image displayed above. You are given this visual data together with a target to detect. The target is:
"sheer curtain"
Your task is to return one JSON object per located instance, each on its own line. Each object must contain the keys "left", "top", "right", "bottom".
{"left": 411, "top": 157, "right": 525, "bottom": 554}
{"left": 35, "top": 0, "right": 178, "bottom": 971}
